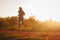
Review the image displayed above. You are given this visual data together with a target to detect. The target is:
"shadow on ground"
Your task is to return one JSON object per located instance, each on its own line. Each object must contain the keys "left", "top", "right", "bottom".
{"left": 0, "top": 36, "right": 45, "bottom": 40}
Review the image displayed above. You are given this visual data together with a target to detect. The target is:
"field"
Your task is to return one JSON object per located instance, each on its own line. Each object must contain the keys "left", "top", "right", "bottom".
{"left": 0, "top": 30, "right": 60, "bottom": 40}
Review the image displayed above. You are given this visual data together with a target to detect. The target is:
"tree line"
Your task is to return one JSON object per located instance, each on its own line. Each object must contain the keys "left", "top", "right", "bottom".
{"left": 0, "top": 16, "right": 60, "bottom": 32}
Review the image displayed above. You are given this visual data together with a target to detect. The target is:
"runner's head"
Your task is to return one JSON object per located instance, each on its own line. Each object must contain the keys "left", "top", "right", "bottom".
{"left": 19, "top": 7, "right": 22, "bottom": 10}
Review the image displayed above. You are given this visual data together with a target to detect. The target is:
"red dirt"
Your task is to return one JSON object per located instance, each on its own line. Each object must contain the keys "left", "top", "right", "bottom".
{"left": 0, "top": 30, "right": 60, "bottom": 40}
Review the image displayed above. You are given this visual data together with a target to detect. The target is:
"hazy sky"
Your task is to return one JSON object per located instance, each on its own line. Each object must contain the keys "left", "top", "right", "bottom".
{"left": 0, "top": 0, "right": 60, "bottom": 21}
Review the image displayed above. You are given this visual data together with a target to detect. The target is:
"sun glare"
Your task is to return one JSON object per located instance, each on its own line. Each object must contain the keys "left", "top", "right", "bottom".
{"left": 0, "top": 0, "right": 60, "bottom": 22}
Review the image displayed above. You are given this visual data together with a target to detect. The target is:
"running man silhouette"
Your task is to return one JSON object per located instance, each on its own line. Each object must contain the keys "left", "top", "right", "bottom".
{"left": 18, "top": 7, "right": 25, "bottom": 30}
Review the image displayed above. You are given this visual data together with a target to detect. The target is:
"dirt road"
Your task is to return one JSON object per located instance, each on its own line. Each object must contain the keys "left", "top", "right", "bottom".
{"left": 0, "top": 30, "right": 60, "bottom": 40}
